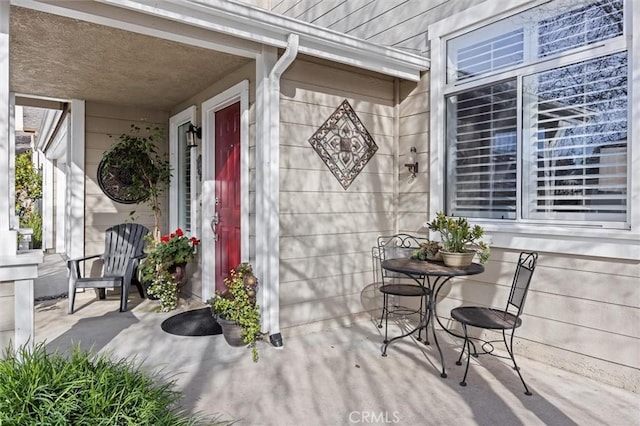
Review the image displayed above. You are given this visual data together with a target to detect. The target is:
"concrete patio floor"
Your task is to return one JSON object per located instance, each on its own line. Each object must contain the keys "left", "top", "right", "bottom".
{"left": 34, "top": 254, "right": 639, "bottom": 426}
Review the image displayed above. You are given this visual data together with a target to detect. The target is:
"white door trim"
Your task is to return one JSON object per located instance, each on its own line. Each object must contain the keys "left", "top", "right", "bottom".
{"left": 169, "top": 105, "right": 197, "bottom": 234}
{"left": 200, "top": 80, "right": 249, "bottom": 302}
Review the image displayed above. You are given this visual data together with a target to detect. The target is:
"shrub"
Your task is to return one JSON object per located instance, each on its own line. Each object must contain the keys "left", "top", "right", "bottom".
{"left": 0, "top": 343, "right": 224, "bottom": 426}
{"left": 15, "top": 150, "right": 42, "bottom": 220}
{"left": 20, "top": 210, "right": 42, "bottom": 249}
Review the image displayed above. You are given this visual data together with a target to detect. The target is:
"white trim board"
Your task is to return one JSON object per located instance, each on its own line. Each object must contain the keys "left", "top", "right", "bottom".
{"left": 200, "top": 80, "right": 250, "bottom": 303}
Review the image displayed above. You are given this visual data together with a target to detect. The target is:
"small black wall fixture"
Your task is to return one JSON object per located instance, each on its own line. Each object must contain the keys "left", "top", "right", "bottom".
{"left": 186, "top": 122, "right": 201, "bottom": 148}
{"left": 405, "top": 146, "right": 418, "bottom": 178}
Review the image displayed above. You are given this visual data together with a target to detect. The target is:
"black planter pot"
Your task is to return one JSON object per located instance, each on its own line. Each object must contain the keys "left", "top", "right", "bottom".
{"left": 215, "top": 316, "right": 245, "bottom": 347}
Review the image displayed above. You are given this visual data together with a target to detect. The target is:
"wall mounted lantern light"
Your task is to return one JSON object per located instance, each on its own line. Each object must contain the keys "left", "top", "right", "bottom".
{"left": 186, "top": 122, "right": 201, "bottom": 148}
{"left": 405, "top": 146, "right": 418, "bottom": 179}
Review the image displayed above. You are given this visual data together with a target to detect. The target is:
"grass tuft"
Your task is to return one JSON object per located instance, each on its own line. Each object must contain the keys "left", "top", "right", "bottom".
{"left": 0, "top": 343, "right": 225, "bottom": 426}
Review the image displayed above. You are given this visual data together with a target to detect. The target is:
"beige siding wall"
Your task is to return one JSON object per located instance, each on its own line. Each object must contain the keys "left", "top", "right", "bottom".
{"left": 271, "top": 0, "right": 640, "bottom": 392}
{"left": 397, "top": 73, "right": 429, "bottom": 233}
{"left": 279, "top": 59, "right": 395, "bottom": 330}
{"left": 0, "top": 282, "right": 14, "bottom": 351}
{"left": 443, "top": 249, "right": 640, "bottom": 391}
{"left": 270, "top": 0, "right": 486, "bottom": 55}
{"left": 84, "top": 103, "right": 168, "bottom": 273}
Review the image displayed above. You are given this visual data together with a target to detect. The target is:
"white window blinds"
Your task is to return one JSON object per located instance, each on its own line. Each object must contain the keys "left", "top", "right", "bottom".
{"left": 522, "top": 52, "right": 627, "bottom": 221}
{"left": 177, "top": 122, "right": 192, "bottom": 232}
{"left": 446, "top": 80, "right": 518, "bottom": 219}
{"left": 538, "top": 0, "right": 623, "bottom": 58}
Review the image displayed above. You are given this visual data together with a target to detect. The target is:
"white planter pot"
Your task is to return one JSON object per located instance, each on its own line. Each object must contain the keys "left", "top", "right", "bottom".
{"left": 440, "top": 250, "right": 475, "bottom": 268}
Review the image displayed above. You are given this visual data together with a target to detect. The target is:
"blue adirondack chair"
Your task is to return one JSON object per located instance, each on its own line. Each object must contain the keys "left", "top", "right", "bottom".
{"left": 67, "top": 223, "right": 149, "bottom": 314}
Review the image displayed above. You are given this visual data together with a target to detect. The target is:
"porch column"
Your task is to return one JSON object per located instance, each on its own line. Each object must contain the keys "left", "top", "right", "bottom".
{"left": 255, "top": 45, "right": 279, "bottom": 343}
{"left": 0, "top": 0, "right": 17, "bottom": 254}
{"left": 66, "top": 100, "right": 85, "bottom": 260}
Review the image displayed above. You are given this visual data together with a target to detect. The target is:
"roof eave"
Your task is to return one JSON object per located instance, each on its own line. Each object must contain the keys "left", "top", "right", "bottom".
{"left": 99, "top": 0, "right": 430, "bottom": 81}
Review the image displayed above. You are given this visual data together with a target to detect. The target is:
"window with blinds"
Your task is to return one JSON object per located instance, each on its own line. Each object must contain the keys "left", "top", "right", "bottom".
{"left": 446, "top": 80, "right": 517, "bottom": 219}
{"left": 523, "top": 52, "right": 627, "bottom": 221}
{"left": 538, "top": 0, "right": 623, "bottom": 58}
{"left": 177, "top": 123, "right": 192, "bottom": 232}
{"left": 448, "top": 0, "right": 623, "bottom": 84}
{"left": 454, "top": 29, "right": 524, "bottom": 82}
{"left": 443, "top": 0, "right": 627, "bottom": 226}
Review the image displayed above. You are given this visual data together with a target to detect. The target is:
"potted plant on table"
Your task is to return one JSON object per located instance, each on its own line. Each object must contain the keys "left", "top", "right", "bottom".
{"left": 209, "top": 263, "right": 261, "bottom": 362}
{"left": 140, "top": 228, "right": 199, "bottom": 312}
{"left": 426, "top": 211, "right": 490, "bottom": 267}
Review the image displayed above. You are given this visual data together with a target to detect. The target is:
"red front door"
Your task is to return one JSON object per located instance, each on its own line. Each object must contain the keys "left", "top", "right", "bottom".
{"left": 214, "top": 102, "right": 241, "bottom": 293}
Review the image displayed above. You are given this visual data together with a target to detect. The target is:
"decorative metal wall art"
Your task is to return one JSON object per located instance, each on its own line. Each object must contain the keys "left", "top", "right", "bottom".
{"left": 308, "top": 99, "right": 378, "bottom": 190}
{"left": 97, "top": 148, "right": 151, "bottom": 204}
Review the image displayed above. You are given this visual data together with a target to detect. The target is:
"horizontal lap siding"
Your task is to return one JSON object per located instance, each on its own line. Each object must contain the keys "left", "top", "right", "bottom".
{"left": 397, "top": 75, "right": 429, "bottom": 233}
{"left": 271, "top": 0, "right": 486, "bottom": 55}
{"left": 272, "top": 1, "right": 639, "bottom": 390}
{"left": 439, "top": 249, "right": 640, "bottom": 390}
{"left": 279, "top": 59, "right": 393, "bottom": 330}
{"left": 84, "top": 103, "right": 168, "bottom": 272}
{"left": 0, "top": 282, "right": 14, "bottom": 351}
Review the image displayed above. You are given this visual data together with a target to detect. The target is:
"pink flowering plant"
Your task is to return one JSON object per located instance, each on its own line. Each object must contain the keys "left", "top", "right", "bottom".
{"left": 140, "top": 228, "right": 199, "bottom": 311}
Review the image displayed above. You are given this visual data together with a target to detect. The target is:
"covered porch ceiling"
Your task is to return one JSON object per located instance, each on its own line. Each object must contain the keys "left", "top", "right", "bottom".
{"left": 9, "top": 0, "right": 428, "bottom": 112}
{"left": 10, "top": 5, "right": 253, "bottom": 110}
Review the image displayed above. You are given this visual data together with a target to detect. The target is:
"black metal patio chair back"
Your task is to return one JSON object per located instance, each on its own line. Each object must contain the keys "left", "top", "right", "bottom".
{"left": 450, "top": 251, "right": 538, "bottom": 395}
{"left": 376, "top": 234, "right": 431, "bottom": 345}
{"left": 67, "top": 223, "right": 149, "bottom": 314}
{"left": 507, "top": 253, "right": 536, "bottom": 314}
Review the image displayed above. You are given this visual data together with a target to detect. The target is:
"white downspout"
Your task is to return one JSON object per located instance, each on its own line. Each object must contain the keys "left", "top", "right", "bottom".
{"left": 264, "top": 33, "right": 298, "bottom": 347}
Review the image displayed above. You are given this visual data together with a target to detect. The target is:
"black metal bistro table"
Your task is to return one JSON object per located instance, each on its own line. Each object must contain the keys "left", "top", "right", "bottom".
{"left": 380, "top": 257, "right": 484, "bottom": 378}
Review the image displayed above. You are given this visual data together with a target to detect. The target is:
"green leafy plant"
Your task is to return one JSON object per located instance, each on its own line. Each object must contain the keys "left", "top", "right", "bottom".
{"left": 411, "top": 240, "right": 442, "bottom": 261}
{"left": 147, "top": 270, "right": 179, "bottom": 312}
{"left": 20, "top": 210, "right": 42, "bottom": 249}
{"left": 141, "top": 228, "right": 199, "bottom": 312}
{"left": 210, "top": 263, "right": 261, "bottom": 362}
{"left": 148, "top": 229, "right": 199, "bottom": 266}
{"left": 106, "top": 125, "right": 172, "bottom": 240}
{"left": 15, "top": 150, "right": 42, "bottom": 218}
{"left": 0, "top": 342, "right": 223, "bottom": 426}
{"left": 14, "top": 151, "right": 43, "bottom": 250}
{"left": 427, "top": 211, "right": 490, "bottom": 264}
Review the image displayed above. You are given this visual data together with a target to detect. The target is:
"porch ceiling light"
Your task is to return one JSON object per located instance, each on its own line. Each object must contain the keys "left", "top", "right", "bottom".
{"left": 186, "top": 122, "right": 201, "bottom": 148}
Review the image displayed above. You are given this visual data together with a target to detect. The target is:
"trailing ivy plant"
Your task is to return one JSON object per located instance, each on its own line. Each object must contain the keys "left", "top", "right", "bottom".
{"left": 105, "top": 125, "right": 172, "bottom": 240}
{"left": 210, "top": 263, "right": 261, "bottom": 362}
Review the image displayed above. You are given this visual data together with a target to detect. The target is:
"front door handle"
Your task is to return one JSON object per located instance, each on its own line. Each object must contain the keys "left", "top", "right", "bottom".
{"left": 210, "top": 212, "right": 220, "bottom": 241}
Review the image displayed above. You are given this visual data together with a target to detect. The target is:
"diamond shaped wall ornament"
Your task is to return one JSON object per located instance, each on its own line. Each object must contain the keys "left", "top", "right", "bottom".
{"left": 308, "top": 100, "right": 378, "bottom": 190}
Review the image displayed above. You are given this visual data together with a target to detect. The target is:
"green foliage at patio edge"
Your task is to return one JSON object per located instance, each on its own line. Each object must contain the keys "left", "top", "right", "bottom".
{"left": 0, "top": 342, "right": 225, "bottom": 426}
{"left": 15, "top": 150, "right": 43, "bottom": 248}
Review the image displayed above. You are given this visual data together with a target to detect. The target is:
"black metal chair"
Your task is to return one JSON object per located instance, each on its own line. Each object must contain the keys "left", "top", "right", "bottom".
{"left": 376, "top": 234, "right": 431, "bottom": 345}
{"left": 450, "top": 251, "right": 538, "bottom": 395}
{"left": 67, "top": 223, "right": 149, "bottom": 314}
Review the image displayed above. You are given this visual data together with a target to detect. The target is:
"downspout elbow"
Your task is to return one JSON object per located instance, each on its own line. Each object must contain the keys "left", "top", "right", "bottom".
{"left": 269, "top": 34, "right": 299, "bottom": 81}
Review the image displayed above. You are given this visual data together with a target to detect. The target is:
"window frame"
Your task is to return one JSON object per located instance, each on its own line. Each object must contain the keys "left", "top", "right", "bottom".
{"left": 428, "top": 0, "right": 639, "bottom": 260}
{"left": 169, "top": 106, "right": 198, "bottom": 236}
